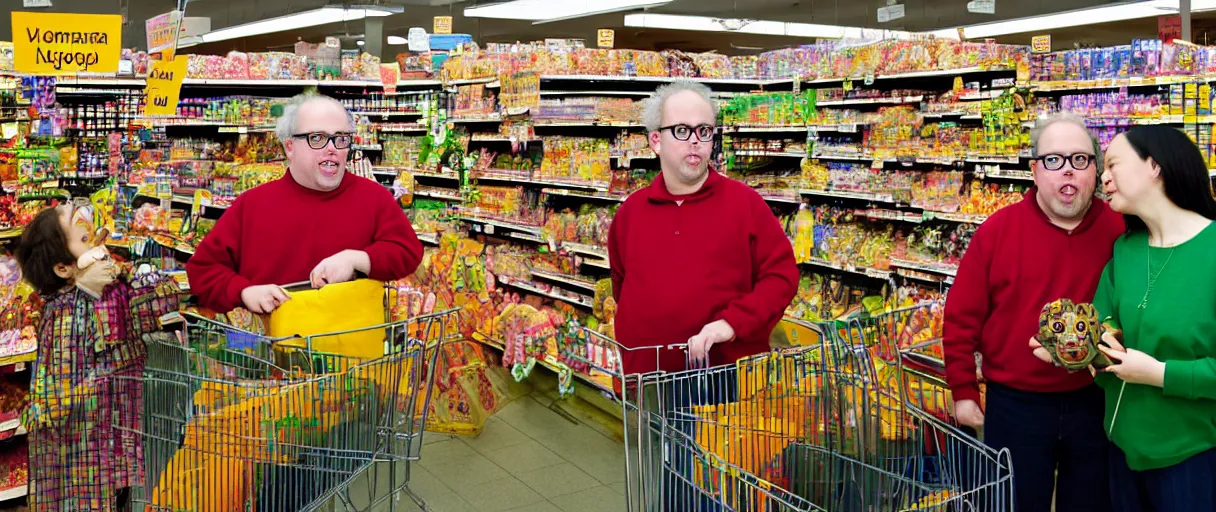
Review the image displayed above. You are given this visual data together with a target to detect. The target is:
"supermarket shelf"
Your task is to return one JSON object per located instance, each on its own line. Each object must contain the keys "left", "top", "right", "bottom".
{"left": 735, "top": 150, "right": 808, "bottom": 158}
{"left": 0, "top": 484, "right": 26, "bottom": 502}
{"left": 801, "top": 188, "right": 899, "bottom": 204}
{"left": 57, "top": 77, "right": 442, "bottom": 89}
{"left": 0, "top": 419, "right": 26, "bottom": 438}
{"left": 727, "top": 125, "right": 809, "bottom": 133}
{"left": 958, "top": 89, "right": 1008, "bottom": 101}
{"left": 804, "top": 67, "right": 1011, "bottom": 84}
{"left": 498, "top": 274, "right": 594, "bottom": 309}
{"left": 761, "top": 195, "right": 803, "bottom": 205}
{"left": 532, "top": 269, "right": 599, "bottom": 293}
{"left": 0, "top": 227, "right": 23, "bottom": 240}
{"left": 984, "top": 169, "right": 1033, "bottom": 181}
{"left": 581, "top": 257, "right": 611, "bottom": 270}
{"left": 353, "top": 111, "right": 422, "bottom": 117}
{"left": 376, "top": 126, "right": 427, "bottom": 133}
{"left": 534, "top": 121, "right": 646, "bottom": 128}
{"left": 460, "top": 216, "right": 543, "bottom": 236}
{"left": 891, "top": 259, "right": 958, "bottom": 278}
{"left": 511, "top": 232, "right": 547, "bottom": 244}
{"left": 807, "top": 124, "right": 865, "bottom": 132}
{"left": 563, "top": 242, "right": 608, "bottom": 259}
{"left": 540, "top": 90, "right": 653, "bottom": 96}
{"left": 817, "top": 95, "right": 924, "bottom": 107}
{"left": 417, "top": 233, "right": 439, "bottom": 245}
{"left": 802, "top": 258, "right": 892, "bottom": 280}
{"left": 450, "top": 115, "right": 503, "bottom": 123}
{"left": 929, "top": 212, "right": 988, "bottom": 225}
{"left": 476, "top": 173, "right": 610, "bottom": 192}
{"left": 411, "top": 171, "right": 461, "bottom": 180}
{"left": 446, "top": 77, "right": 500, "bottom": 87}
{"left": 414, "top": 190, "right": 464, "bottom": 202}
{"left": 352, "top": 144, "right": 382, "bottom": 151}
{"left": 471, "top": 332, "right": 614, "bottom": 393}
{"left": 542, "top": 188, "right": 628, "bottom": 202}
{"left": 0, "top": 350, "right": 36, "bottom": 367}
{"left": 811, "top": 153, "right": 874, "bottom": 162}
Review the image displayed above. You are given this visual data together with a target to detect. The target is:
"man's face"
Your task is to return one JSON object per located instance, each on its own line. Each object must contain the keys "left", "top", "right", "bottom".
{"left": 285, "top": 100, "right": 353, "bottom": 192}
{"left": 649, "top": 90, "right": 715, "bottom": 187}
{"left": 1032, "top": 122, "right": 1098, "bottom": 222}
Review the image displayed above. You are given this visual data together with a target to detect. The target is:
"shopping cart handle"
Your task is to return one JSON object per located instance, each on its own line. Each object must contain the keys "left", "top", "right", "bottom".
{"left": 665, "top": 343, "right": 690, "bottom": 351}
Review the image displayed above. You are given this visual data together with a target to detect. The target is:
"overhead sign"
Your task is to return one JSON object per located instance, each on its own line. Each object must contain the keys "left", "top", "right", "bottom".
{"left": 1032, "top": 35, "right": 1051, "bottom": 53}
{"left": 434, "top": 16, "right": 452, "bottom": 35}
{"left": 967, "top": 0, "right": 995, "bottom": 14}
{"left": 146, "top": 10, "right": 182, "bottom": 56}
{"left": 144, "top": 55, "right": 188, "bottom": 116}
{"left": 877, "top": 4, "right": 905, "bottom": 23}
{"left": 1159, "top": 15, "right": 1182, "bottom": 43}
{"left": 23, "top": 0, "right": 52, "bottom": 7}
{"left": 12, "top": 11, "right": 123, "bottom": 74}
{"left": 380, "top": 63, "right": 400, "bottom": 94}
{"left": 597, "top": 29, "right": 615, "bottom": 49}
{"left": 407, "top": 27, "right": 430, "bottom": 52}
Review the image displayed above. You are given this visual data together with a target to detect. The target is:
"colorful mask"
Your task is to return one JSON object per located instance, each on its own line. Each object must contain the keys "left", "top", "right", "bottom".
{"left": 1037, "top": 299, "right": 1111, "bottom": 372}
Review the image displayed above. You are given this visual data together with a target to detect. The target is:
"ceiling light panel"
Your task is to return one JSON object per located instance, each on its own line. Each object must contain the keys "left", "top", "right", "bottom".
{"left": 465, "top": 0, "right": 673, "bottom": 22}
{"left": 197, "top": 6, "right": 398, "bottom": 44}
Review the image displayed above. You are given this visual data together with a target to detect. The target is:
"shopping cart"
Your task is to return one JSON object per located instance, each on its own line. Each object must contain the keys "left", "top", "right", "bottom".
{"left": 118, "top": 303, "right": 459, "bottom": 512}
{"left": 580, "top": 311, "right": 1013, "bottom": 512}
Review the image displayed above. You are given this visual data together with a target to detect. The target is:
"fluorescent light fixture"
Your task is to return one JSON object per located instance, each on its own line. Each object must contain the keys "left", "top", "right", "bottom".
{"left": 951, "top": 0, "right": 1178, "bottom": 39}
{"left": 188, "top": 5, "right": 399, "bottom": 44}
{"left": 357, "top": 40, "right": 365, "bottom": 46}
{"left": 623, "top": 13, "right": 959, "bottom": 40}
{"left": 465, "top": 0, "right": 672, "bottom": 22}
{"left": 387, "top": 35, "right": 408, "bottom": 45}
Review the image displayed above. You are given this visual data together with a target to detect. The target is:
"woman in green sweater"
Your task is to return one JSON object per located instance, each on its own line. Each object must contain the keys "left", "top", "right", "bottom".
{"left": 1032, "top": 125, "right": 1216, "bottom": 511}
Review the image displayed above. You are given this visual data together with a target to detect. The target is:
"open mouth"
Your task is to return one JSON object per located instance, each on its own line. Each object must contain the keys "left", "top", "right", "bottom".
{"left": 320, "top": 161, "right": 341, "bottom": 176}
{"left": 1059, "top": 184, "right": 1078, "bottom": 199}
{"left": 685, "top": 155, "right": 703, "bottom": 166}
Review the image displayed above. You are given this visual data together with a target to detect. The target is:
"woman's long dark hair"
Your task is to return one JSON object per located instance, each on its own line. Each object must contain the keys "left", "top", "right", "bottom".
{"left": 1120, "top": 125, "right": 1216, "bottom": 232}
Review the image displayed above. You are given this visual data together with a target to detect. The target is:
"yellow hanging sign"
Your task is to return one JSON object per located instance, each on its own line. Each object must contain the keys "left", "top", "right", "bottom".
{"left": 12, "top": 11, "right": 123, "bottom": 74}
{"left": 434, "top": 16, "right": 453, "bottom": 35}
{"left": 597, "top": 29, "right": 615, "bottom": 49}
{"left": 144, "top": 56, "right": 189, "bottom": 116}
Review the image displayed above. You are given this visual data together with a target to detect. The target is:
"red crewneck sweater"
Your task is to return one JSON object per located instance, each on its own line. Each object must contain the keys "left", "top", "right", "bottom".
{"left": 608, "top": 170, "right": 799, "bottom": 374}
{"left": 185, "top": 171, "right": 423, "bottom": 312}
{"left": 943, "top": 187, "right": 1125, "bottom": 404}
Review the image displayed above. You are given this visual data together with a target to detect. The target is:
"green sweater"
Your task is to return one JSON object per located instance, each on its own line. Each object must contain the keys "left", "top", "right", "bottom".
{"left": 1093, "top": 222, "right": 1216, "bottom": 471}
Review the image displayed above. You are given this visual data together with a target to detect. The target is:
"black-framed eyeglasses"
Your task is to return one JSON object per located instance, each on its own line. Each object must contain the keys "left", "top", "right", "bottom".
{"left": 658, "top": 124, "right": 716, "bottom": 142}
{"left": 292, "top": 132, "right": 353, "bottom": 150}
{"left": 1035, "top": 153, "right": 1095, "bottom": 171}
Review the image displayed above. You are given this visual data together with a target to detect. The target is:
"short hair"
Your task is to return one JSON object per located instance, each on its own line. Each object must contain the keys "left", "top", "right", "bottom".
{"left": 16, "top": 207, "right": 76, "bottom": 296}
{"left": 1030, "top": 112, "right": 1103, "bottom": 171}
{"left": 641, "top": 80, "right": 719, "bottom": 132}
{"left": 275, "top": 94, "right": 356, "bottom": 147}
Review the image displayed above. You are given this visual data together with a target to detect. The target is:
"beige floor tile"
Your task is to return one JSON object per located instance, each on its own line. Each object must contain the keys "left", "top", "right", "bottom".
{"left": 450, "top": 476, "right": 549, "bottom": 511}
{"left": 481, "top": 441, "right": 567, "bottom": 474}
{"left": 549, "top": 485, "right": 628, "bottom": 512}
{"left": 459, "top": 416, "right": 534, "bottom": 455}
{"left": 544, "top": 431, "right": 627, "bottom": 486}
{"left": 515, "top": 462, "right": 602, "bottom": 499}
{"left": 502, "top": 501, "right": 563, "bottom": 512}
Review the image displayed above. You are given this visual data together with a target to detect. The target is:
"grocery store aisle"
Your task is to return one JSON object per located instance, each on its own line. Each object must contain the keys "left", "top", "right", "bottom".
{"left": 338, "top": 368, "right": 629, "bottom": 512}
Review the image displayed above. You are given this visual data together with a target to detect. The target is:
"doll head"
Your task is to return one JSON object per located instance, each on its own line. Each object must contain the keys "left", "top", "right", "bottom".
{"left": 15, "top": 205, "right": 94, "bottom": 295}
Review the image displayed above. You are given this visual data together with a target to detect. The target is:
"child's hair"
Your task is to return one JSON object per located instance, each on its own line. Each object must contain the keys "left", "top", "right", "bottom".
{"left": 15, "top": 207, "right": 76, "bottom": 296}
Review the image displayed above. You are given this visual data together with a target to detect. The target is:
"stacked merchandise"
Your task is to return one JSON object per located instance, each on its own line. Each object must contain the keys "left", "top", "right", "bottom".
{"left": 0, "top": 34, "right": 1214, "bottom": 438}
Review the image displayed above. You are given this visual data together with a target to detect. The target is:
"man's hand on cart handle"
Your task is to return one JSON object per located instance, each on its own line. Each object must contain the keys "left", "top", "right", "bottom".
{"left": 688, "top": 320, "right": 736, "bottom": 368}
{"left": 241, "top": 284, "right": 291, "bottom": 314}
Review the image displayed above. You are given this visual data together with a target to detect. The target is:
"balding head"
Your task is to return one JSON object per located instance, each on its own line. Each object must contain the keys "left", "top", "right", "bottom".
{"left": 277, "top": 94, "right": 356, "bottom": 192}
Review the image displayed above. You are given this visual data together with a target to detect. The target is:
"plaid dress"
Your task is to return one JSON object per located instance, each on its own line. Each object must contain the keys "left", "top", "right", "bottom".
{"left": 25, "top": 273, "right": 178, "bottom": 512}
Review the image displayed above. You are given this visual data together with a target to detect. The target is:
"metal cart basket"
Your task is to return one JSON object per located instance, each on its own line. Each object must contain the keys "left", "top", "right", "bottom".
{"left": 585, "top": 303, "right": 1013, "bottom": 511}
{"left": 117, "top": 303, "right": 459, "bottom": 512}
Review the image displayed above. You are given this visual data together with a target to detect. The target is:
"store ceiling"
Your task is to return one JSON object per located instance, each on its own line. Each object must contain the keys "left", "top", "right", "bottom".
{"left": 7, "top": 0, "right": 1216, "bottom": 56}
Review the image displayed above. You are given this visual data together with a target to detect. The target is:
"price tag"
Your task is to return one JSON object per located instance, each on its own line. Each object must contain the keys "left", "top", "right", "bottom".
{"left": 843, "top": 79, "right": 853, "bottom": 92}
{"left": 433, "top": 16, "right": 452, "bottom": 35}
{"left": 484, "top": 224, "right": 495, "bottom": 235}
{"left": 864, "top": 74, "right": 875, "bottom": 86}
{"left": 840, "top": 123, "right": 857, "bottom": 133}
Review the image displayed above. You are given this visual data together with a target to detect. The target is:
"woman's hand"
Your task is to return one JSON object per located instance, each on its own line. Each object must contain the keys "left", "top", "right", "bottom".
{"left": 1100, "top": 332, "right": 1167, "bottom": 388}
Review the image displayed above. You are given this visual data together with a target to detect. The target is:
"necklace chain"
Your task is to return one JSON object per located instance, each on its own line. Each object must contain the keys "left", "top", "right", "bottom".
{"left": 1139, "top": 247, "right": 1176, "bottom": 309}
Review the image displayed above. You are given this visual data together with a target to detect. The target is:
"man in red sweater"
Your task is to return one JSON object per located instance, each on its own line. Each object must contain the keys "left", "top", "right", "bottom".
{"left": 608, "top": 80, "right": 798, "bottom": 376}
{"left": 944, "top": 113, "right": 1123, "bottom": 512}
{"left": 610, "top": 79, "right": 798, "bottom": 511}
{"left": 186, "top": 94, "right": 423, "bottom": 313}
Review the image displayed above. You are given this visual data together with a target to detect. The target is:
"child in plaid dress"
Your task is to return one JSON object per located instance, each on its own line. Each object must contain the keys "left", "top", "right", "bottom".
{"left": 15, "top": 205, "right": 178, "bottom": 512}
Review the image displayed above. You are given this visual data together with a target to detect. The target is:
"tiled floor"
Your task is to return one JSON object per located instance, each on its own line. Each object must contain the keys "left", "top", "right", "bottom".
{"left": 337, "top": 369, "right": 629, "bottom": 512}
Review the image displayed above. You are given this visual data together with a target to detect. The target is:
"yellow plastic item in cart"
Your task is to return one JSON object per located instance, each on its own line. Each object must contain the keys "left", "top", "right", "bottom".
{"left": 269, "top": 279, "right": 388, "bottom": 360}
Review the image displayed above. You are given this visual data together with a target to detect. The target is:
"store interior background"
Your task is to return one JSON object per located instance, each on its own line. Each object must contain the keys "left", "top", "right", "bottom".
{"left": 3, "top": 0, "right": 1216, "bottom": 511}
